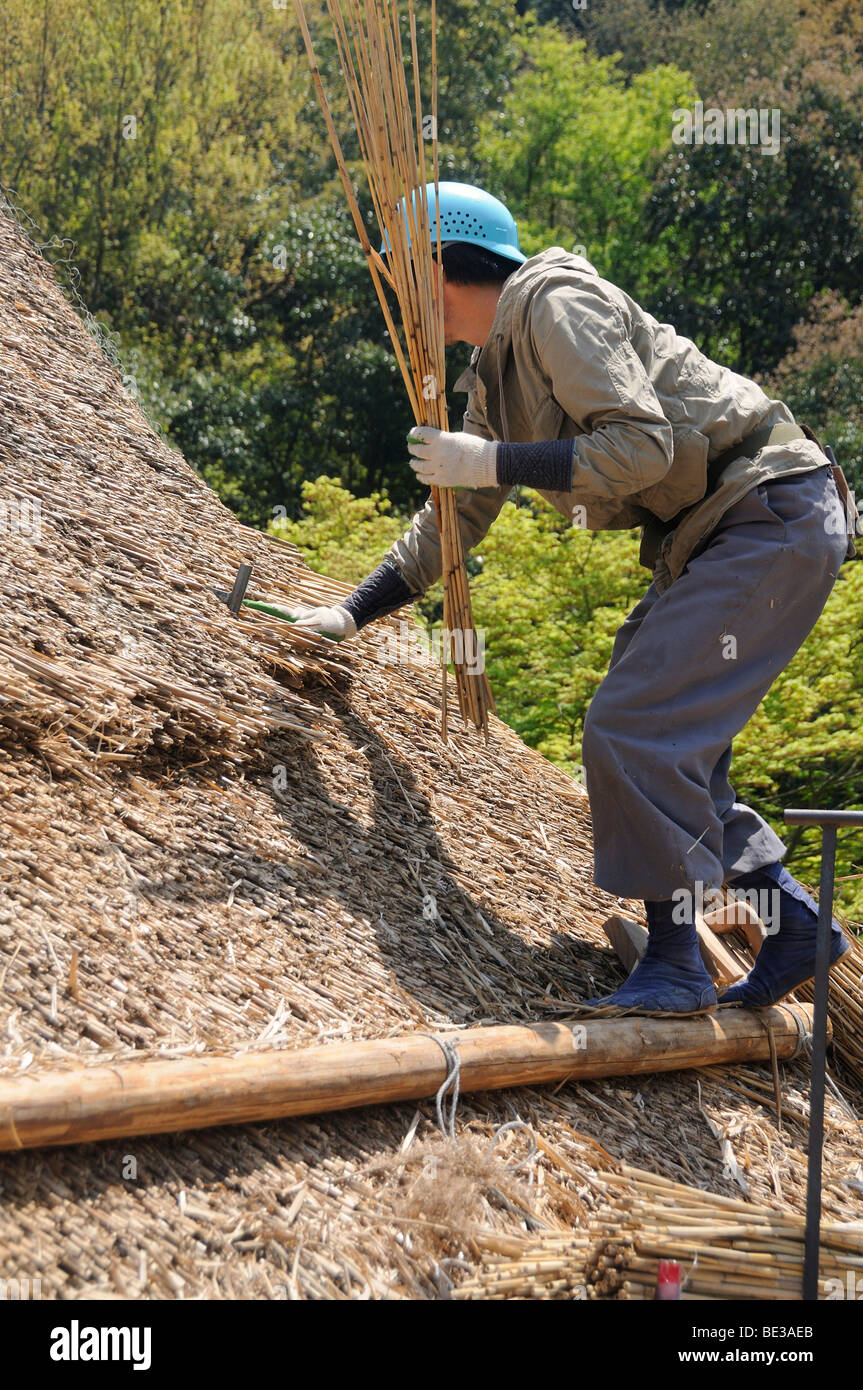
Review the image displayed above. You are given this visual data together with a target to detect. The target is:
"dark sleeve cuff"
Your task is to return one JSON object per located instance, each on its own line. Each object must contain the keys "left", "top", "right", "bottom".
{"left": 341, "top": 560, "right": 415, "bottom": 630}
{"left": 497, "top": 438, "right": 575, "bottom": 492}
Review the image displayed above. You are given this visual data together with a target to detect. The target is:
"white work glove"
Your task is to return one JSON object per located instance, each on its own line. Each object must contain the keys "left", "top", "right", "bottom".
{"left": 407, "top": 427, "right": 498, "bottom": 489}
{"left": 288, "top": 602, "right": 357, "bottom": 640}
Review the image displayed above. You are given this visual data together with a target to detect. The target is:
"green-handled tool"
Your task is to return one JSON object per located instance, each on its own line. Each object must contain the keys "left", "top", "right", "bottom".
{"left": 212, "top": 561, "right": 346, "bottom": 639}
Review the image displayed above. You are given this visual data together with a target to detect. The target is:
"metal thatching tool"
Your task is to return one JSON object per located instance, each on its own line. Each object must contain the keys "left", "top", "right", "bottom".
{"left": 213, "top": 560, "right": 254, "bottom": 615}
{"left": 783, "top": 807, "right": 863, "bottom": 1301}
{"left": 211, "top": 560, "right": 347, "bottom": 638}
{"left": 213, "top": 559, "right": 300, "bottom": 622}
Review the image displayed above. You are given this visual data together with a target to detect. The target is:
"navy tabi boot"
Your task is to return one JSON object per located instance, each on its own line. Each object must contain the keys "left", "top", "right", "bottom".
{"left": 720, "top": 862, "right": 849, "bottom": 1008}
{"left": 584, "top": 898, "right": 717, "bottom": 1014}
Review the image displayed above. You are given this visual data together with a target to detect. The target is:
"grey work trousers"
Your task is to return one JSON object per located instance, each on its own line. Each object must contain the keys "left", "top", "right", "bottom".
{"left": 582, "top": 464, "right": 849, "bottom": 901}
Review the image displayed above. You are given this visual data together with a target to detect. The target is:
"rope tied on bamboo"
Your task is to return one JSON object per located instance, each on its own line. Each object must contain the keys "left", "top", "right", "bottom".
{"left": 785, "top": 1002, "right": 814, "bottom": 1061}
{"left": 431, "top": 1256, "right": 474, "bottom": 1299}
{"left": 426, "top": 1034, "right": 461, "bottom": 1140}
{"left": 426, "top": 1035, "right": 539, "bottom": 1168}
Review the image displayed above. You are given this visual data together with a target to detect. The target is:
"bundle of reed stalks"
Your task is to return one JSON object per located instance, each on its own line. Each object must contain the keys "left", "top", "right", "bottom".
{"left": 293, "top": 0, "right": 494, "bottom": 739}
{"left": 453, "top": 1163, "right": 863, "bottom": 1300}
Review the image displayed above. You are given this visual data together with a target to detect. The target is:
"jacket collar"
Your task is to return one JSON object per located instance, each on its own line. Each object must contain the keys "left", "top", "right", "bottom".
{"left": 452, "top": 246, "right": 595, "bottom": 396}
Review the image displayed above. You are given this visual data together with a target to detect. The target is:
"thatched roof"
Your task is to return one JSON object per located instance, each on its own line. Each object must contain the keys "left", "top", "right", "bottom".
{"left": 0, "top": 206, "right": 861, "bottom": 1300}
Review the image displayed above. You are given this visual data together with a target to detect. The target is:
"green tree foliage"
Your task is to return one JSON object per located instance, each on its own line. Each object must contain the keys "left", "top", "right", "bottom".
{"left": 140, "top": 197, "right": 417, "bottom": 526}
{"left": 0, "top": 0, "right": 512, "bottom": 524}
{"left": 0, "top": 0, "right": 310, "bottom": 324}
{"left": 643, "top": 75, "right": 863, "bottom": 374}
{"left": 570, "top": 0, "right": 801, "bottom": 95}
{"left": 270, "top": 474, "right": 409, "bottom": 586}
{"left": 476, "top": 24, "right": 696, "bottom": 278}
{"left": 638, "top": 2, "right": 863, "bottom": 373}
{"left": 406, "top": 0, "right": 523, "bottom": 179}
{"left": 500, "top": 2, "right": 863, "bottom": 376}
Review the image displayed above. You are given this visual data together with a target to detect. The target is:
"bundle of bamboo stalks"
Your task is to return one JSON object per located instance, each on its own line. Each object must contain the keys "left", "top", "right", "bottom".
{"left": 293, "top": 0, "right": 493, "bottom": 739}
{"left": 454, "top": 1164, "right": 863, "bottom": 1300}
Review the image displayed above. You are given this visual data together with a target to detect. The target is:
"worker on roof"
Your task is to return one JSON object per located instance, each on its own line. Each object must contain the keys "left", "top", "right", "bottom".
{"left": 290, "top": 181, "right": 856, "bottom": 1015}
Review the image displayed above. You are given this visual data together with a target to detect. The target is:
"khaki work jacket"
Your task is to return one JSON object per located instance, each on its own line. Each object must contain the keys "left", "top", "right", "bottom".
{"left": 384, "top": 248, "right": 827, "bottom": 595}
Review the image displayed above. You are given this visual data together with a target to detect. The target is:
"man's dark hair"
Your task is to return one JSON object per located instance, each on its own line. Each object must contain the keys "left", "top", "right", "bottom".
{"left": 434, "top": 241, "right": 520, "bottom": 287}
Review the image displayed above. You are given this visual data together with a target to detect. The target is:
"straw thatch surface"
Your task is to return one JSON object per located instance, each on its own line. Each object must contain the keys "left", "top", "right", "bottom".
{"left": 0, "top": 206, "right": 861, "bottom": 1300}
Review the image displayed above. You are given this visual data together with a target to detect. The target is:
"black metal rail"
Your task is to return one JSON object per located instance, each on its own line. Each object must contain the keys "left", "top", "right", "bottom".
{"left": 783, "top": 807, "right": 863, "bottom": 1300}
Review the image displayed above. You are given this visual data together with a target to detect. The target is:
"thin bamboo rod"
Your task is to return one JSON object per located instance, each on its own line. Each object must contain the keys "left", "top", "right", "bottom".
{"left": 0, "top": 1003, "right": 819, "bottom": 1153}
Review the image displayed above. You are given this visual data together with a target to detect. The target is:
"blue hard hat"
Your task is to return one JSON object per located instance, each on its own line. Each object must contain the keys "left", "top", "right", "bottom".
{"left": 381, "top": 181, "right": 527, "bottom": 264}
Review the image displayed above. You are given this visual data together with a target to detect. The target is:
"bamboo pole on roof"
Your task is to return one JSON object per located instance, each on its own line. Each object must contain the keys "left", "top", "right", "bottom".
{"left": 293, "top": 0, "right": 493, "bottom": 739}
{"left": 0, "top": 1003, "right": 820, "bottom": 1152}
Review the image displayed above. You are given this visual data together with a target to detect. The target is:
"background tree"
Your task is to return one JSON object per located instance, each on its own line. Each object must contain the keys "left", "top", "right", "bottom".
{"left": 765, "top": 293, "right": 863, "bottom": 494}
{"left": 569, "top": 0, "right": 800, "bottom": 94}
{"left": 475, "top": 24, "right": 696, "bottom": 282}
{"left": 271, "top": 474, "right": 410, "bottom": 586}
